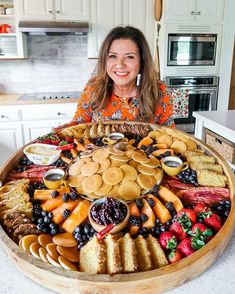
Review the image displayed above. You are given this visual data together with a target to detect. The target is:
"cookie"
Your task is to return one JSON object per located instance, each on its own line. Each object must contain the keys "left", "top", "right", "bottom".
{"left": 102, "top": 167, "right": 123, "bottom": 185}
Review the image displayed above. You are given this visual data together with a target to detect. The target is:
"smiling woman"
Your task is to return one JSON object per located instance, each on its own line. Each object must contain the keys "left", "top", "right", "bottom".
{"left": 60, "top": 26, "right": 174, "bottom": 128}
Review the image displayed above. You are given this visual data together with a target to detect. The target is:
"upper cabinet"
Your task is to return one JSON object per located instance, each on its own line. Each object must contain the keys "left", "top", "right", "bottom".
{"left": 88, "top": 0, "right": 155, "bottom": 58}
{"left": 0, "top": 0, "right": 27, "bottom": 59}
{"left": 164, "top": 0, "right": 225, "bottom": 24}
{"left": 17, "top": 0, "right": 89, "bottom": 21}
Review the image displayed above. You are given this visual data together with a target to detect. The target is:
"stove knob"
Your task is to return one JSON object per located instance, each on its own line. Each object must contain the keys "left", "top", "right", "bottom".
{"left": 49, "top": 96, "right": 52, "bottom": 99}
{"left": 66, "top": 96, "right": 70, "bottom": 98}
{"left": 55, "top": 96, "right": 58, "bottom": 99}
{"left": 43, "top": 96, "right": 46, "bottom": 99}
{"left": 61, "top": 96, "right": 64, "bottom": 99}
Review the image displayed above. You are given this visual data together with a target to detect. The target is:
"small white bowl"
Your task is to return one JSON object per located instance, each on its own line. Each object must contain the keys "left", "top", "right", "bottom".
{"left": 23, "top": 143, "right": 61, "bottom": 166}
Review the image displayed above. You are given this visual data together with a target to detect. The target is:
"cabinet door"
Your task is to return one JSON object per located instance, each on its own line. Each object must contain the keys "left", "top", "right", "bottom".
{"left": 18, "top": 0, "right": 54, "bottom": 20}
{"left": 164, "top": 0, "right": 195, "bottom": 22}
{"left": 0, "top": 123, "right": 23, "bottom": 166}
{"left": 88, "top": 0, "right": 155, "bottom": 58}
{"left": 196, "top": 0, "right": 224, "bottom": 23}
{"left": 122, "top": 0, "right": 155, "bottom": 55}
{"left": 55, "top": 0, "right": 89, "bottom": 21}
{"left": 88, "top": 0, "right": 122, "bottom": 58}
{"left": 23, "top": 119, "right": 70, "bottom": 144}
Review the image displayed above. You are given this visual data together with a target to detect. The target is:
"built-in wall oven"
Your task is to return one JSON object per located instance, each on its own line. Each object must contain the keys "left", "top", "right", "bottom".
{"left": 165, "top": 76, "right": 219, "bottom": 134}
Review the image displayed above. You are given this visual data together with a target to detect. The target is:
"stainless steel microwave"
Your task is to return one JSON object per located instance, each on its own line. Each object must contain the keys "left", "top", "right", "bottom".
{"left": 167, "top": 34, "right": 217, "bottom": 66}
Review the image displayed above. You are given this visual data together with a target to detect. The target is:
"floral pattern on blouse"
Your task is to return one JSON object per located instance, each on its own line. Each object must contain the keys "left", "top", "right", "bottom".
{"left": 170, "top": 88, "right": 189, "bottom": 119}
{"left": 73, "top": 81, "right": 175, "bottom": 128}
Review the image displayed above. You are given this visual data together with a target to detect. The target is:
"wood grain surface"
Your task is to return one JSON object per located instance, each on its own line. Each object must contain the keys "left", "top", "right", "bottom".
{"left": 0, "top": 123, "right": 234, "bottom": 294}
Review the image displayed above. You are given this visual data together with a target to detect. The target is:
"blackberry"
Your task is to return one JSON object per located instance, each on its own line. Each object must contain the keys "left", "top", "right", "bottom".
{"left": 147, "top": 198, "right": 155, "bottom": 208}
{"left": 152, "top": 184, "right": 160, "bottom": 196}
{"left": 62, "top": 193, "right": 70, "bottom": 202}
{"left": 145, "top": 145, "right": 154, "bottom": 155}
{"left": 70, "top": 191, "right": 78, "bottom": 200}
{"left": 165, "top": 201, "right": 177, "bottom": 217}
{"left": 135, "top": 198, "right": 144, "bottom": 210}
{"left": 33, "top": 203, "right": 42, "bottom": 216}
{"left": 140, "top": 213, "right": 148, "bottom": 223}
{"left": 62, "top": 209, "right": 71, "bottom": 219}
{"left": 140, "top": 145, "right": 147, "bottom": 151}
{"left": 51, "top": 190, "right": 59, "bottom": 198}
{"left": 128, "top": 215, "right": 141, "bottom": 227}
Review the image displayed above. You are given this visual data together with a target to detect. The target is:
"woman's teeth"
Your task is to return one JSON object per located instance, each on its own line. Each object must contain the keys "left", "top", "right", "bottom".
{"left": 115, "top": 72, "right": 128, "bottom": 76}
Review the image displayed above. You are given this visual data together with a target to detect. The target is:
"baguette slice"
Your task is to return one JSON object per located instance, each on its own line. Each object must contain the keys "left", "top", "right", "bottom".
{"left": 135, "top": 235, "right": 152, "bottom": 271}
{"left": 104, "top": 234, "right": 122, "bottom": 274}
{"left": 190, "top": 162, "right": 223, "bottom": 174}
{"left": 119, "top": 233, "right": 138, "bottom": 273}
{"left": 197, "top": 170, "right": 228, "bottom": 187}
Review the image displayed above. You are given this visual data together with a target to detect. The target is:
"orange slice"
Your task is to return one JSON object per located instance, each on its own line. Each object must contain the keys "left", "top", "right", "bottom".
{"left": 102, "top": 167, "right": 123, "bottom": 185}
{"left": 120, "top": 165, "right": 138, "bottom": 181}
{"left": 119, "top": 180, "right": 141, "bottom": 200}
{"left": 81, "top": 161, "right": 100, "bottom": 176}
{"left": 82, "top": 174, "right": 103, "bottom": 192}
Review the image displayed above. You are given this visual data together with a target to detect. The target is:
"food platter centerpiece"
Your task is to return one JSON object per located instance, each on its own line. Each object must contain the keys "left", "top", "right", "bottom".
{"left": 0, "top": 121, "right": 234, "bottom": 293}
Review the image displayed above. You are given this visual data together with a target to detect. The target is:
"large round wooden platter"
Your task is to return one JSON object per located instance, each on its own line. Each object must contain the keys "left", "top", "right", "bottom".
{"left": 0, "top": 122, "right": 235, "bottom": 294}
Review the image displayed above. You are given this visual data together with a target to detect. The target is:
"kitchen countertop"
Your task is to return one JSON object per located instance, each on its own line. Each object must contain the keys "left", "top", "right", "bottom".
{"left": 1, "top": 229, "right": 235, "bottom": 294}
{"left": 0, "top": 94, "right": 78, "bottom": 105}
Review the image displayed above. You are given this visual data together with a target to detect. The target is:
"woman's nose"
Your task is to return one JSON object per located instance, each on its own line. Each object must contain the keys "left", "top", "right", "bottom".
{"left": 116, "top": 57, "right": 125, "bottom": 68}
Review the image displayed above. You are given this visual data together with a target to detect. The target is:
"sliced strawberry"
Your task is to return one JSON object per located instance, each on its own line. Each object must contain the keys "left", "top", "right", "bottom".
{"left": 168, "top": 249, "right": 184, "bottom": 263}
{"left": 177, "top": 237, "right": 195, "bottom": 256}
{"left": 170, "top": 221, "right": 187, "bottom": 240}
{"left": 177, "top": 208, "right": 197, "bottom": 225}
{"left": 159, "top": 231, "right": 178, "bottom": 250}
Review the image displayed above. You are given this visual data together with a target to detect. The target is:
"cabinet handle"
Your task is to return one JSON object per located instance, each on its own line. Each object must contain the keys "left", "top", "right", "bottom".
{"left": 197, "top": 11, "right": 201, "bottom": 15}
{"left": 49, "top": 10, "right": 53, "bottom": 13}
{"left": 57, "top": 112, "right": 65, "bottom": 116}
{"left": 190, "top": 11, "right": 195, "bottom": 15}
{"left": 56, "top": 10, "right": 61, "bottom": 14}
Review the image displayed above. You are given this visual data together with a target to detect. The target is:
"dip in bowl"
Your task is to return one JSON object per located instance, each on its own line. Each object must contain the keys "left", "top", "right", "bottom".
{"left": 23, "top": 143, "right": 61, "bottom": 165}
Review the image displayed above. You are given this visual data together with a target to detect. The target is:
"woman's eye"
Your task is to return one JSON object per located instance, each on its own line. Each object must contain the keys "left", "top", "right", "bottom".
{"left": 127, "top": 55, "right": 135, "bottom": 59}
{"left": 108, "top": 54, "right": 116, "bottom": 59}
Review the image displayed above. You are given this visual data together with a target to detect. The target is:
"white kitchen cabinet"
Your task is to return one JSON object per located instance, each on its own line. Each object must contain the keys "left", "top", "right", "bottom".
{"left": 0, "top": 103, "right": 76, "bottom": 165}
{"left": 0, "top": 122, "right": 23, "bottom": 165}
{"left": 164, "top": 0, "right": 225, "bottom": 23}
{"left": 0, "top": 0, "right": 27, "bottom": 59}
{"left": 17, "top": 0, "right": 89, "bottom": 21}
{"left": 22, "top": 119, "right": 71, "bottom": 143}
{"left": 88, "top": 0, "right": 155, "bottom": 58}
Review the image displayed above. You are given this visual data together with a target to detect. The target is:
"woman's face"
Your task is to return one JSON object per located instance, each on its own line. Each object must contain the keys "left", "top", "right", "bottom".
{"left": 106, "top": 38, "right": 140, "bottom": 88}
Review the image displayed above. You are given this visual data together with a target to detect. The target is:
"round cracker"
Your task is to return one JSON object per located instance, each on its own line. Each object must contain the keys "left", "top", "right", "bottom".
{"left": 157, "top": 134, "right": 173, "bottom": 147}
{"left": 110, "top": 160, "right": 124, "bottom": 168}
{"left": 92, "top": 149, "right": 110, "bottom": 162}
{"left": 185, "top": 139, "right": 197, "bottom": 151}
{"left": 107, "top": 146, "right": 124, "bottom": 156}
{"left": 82, "top": 174, "right": 103, "bottom": 192}
{"left": 119, "top": 180, "right": 141, "bottom": 200}
{"left": 97, "top": 158, "right": 111, "bottom": 173}
{"left": 29, "top": 242, "right": 41, "bottom": 258}
{"left": 81, "top": 161, "right": 100, "bottom": 176}
{"left": 120, "top": 165, "right": 138, "bottom": 181}
{"left": 68, "top": 174, "right": 86, "bottom": 187}
{"left": 124, "top": 149, "right": 135, "bottom": 159}
{"left": 107, "top": 184, "right": 121, "bottom": 198}
{"left": 154, "top": 168, "right": 163, "bottom": 184}
{"left": 58, "top": 255, "right": 78, "bottom": 271}
{"left": 95, "top": 182, "right": 113, "bottom": 196}
{"left": 110, "top": 154, "right": 129, "bottom": 162}
{"left": 102, "top": 167, "right": 123, "bottom": 185}
{"left": 136, "top": 164, "right": 156, "bottom": 176}
{"left": 170, "top": 140, "right": 187, "bottom": 154}
{"left": 142, "top": 157, "right": 160, "bottom": 168}
{"left": 68, "top": 159, "right": 85, "bottom": 176}
{"left": 129, "top": 160, "right": 139, "bottom": 169}
{"left": 137, "top": 174, "right": 156, "bottom": 190}
{"left": 132, "top": 151, "right": 150, "bottom": 163}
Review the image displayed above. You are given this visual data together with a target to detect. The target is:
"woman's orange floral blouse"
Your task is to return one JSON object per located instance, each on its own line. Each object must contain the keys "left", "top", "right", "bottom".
{"left": 73, "top": 81, "right": 175, "bottom": 127}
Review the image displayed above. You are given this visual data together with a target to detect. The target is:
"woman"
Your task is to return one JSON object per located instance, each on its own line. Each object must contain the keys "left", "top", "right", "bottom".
{"left": 65, "top": 26, "right": 174, "bottom": 128}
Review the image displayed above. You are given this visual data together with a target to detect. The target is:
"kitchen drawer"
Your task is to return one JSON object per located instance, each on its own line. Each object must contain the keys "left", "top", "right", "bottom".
{"left": 0, "top": 108, "right": 21, "bottom": 122}
{"left": 21, "top": 104, "right": 77, "bottom": 121}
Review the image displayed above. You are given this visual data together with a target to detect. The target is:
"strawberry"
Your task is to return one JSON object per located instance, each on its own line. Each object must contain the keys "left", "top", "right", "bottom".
{"left": 168, "top": 249, "right": 184, "bottom": 263}
{"left": 177, "top": 208, "right": 197, "bottom": 225}
{"left": 193, "top": 203, "right": 211, "bottom": 215}
{"left": 189, "top": 223, "right": 214, "bottom": 249}
{"left": 177, "top": 237, "right": 195, "bottom": 256}
{"left": 65, "top": 136, "right": 74, "bottom": 143}
{"left": 169, "top": 221, "right": 187, "bottom": 240}
{"left": 159, "top": 231, "right": 178, "bottom": 250}
{"left": 203, "top": 212, "right": 222, "bottom": 232}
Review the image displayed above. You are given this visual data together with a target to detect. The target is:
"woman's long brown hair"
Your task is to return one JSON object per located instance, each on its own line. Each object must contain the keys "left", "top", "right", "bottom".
{"left": 89, "top": 26, "right": 160, "bottom": 120}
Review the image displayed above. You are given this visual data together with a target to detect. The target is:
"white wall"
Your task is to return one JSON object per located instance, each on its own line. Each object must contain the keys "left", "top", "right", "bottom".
{"left": 217, "top": 0, "right": 235, "bottom": 110}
